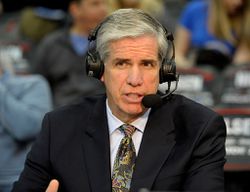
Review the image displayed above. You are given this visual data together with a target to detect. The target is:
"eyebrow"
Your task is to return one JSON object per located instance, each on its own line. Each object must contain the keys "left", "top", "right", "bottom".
{"left": 112, "top": 58, "right": 157, "bottom": 64}
{"left": 141, "top": 59, "right": 157, "bottom": 64}
{"left": 113, "top": 58, "right": 130, "bottom": 63}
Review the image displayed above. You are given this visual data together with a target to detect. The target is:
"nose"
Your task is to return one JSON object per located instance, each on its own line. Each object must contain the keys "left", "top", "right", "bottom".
{"left": 126, "top": 65, "right": 143, "bottom": 87}
{"left": 99, "top": 1, "right": 108, "bottom": 16}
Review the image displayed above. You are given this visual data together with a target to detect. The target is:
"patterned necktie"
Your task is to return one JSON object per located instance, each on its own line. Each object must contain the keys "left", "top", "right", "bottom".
{"left": 112, "top": 124, "right": 136, "bottom": 192}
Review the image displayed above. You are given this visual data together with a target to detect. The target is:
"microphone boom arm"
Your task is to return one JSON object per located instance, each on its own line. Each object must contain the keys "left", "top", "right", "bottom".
{"left": 161, "top": 74, "right": 179, "bottom": 100}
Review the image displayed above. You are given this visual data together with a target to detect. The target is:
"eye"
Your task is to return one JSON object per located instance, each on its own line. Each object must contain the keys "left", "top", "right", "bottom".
{"left": 143, "top": 62, "right": 152, "bottom": 67}
{"left": 115, "top": 61, "right": 125, "bottom": 66}
{"left": 114, "top": 59, "right": 130, "bottom": 69}
{"left": 142, "top": 60, "right": 156, "bottom": 68}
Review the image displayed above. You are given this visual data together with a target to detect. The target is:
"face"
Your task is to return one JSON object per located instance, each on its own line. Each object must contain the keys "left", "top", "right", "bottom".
{"left": 119, "top": 0, "right": 140, "bottom": 8}
{"left": 102, "top": 35, "right": 160, "bottom": 123}
{"left": 223, "top": 0, "right": 245, "bottom": 16}
{"left": 71, "top": 0, "right": 107, "bottom": 33}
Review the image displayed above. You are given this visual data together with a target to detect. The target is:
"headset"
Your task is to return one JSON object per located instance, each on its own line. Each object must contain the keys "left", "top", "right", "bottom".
{"left": 85, "top": 13, "right": 178, "bottom": 85}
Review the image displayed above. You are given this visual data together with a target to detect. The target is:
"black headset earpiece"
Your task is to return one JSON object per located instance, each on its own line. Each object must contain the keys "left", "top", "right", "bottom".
{"left": 86, "top": 20, "right": 106, "bottom": 79}
{"left": 86, "top": 17, "right": 178, "bottom": 83}
{"left": 160, "top": 58, "right": 177, "bottom": 83}
{"left": 159, "top": 31, "right": 177, "bottom": 84}
{"left": 86, "top": 50, "right": 104, "bottom": 79}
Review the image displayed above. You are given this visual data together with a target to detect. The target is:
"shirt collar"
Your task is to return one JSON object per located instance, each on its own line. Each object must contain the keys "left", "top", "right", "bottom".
{"left": 106, "top": 99, "right": 151, "bottom": 135}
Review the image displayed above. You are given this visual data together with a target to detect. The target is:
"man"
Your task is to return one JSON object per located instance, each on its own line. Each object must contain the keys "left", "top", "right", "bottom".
{"left": 0, "top": 62, "right": 52, "bottom": 192}
{"left": 31, "top": 0, "right": 107, "bottom": 107}
{"left": 12, "top": 9, "right": 226, "bottom": 192}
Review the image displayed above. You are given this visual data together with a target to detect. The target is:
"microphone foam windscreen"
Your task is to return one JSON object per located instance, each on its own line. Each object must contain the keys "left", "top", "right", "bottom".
{"left": 142, "top": 94, "right": 162, "bottom": 108}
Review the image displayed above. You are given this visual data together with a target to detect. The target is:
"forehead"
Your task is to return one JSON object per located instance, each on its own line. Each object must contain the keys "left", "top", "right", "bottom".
{"left": 108, "top": 35, "right": 159, "bottom": 58}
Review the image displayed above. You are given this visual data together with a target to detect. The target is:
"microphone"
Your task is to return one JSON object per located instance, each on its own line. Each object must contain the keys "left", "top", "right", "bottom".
{"left": 142, "top": 91, "right": 173, "bottom": 108}
{"left": 142, "top": 75, "right": 179, "bottom": 108}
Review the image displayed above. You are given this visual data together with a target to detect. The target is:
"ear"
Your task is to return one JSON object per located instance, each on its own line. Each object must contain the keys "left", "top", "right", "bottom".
{"left": 100, "top": 75, "right": 104, "bottom": 82}
{"left": 68, "top": 1, "right": 78, "bottom": 18}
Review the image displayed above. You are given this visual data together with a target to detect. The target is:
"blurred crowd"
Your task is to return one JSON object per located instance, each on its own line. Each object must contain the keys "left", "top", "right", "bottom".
{"left": 0, "top": 0, "right": 250, "bottom": 192}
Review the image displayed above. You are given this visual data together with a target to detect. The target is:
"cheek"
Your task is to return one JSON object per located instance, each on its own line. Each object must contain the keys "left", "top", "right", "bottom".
{"left": 86, "top": 8, "right": 106, "bottom": 22}
{"left": 151, "top": 77, "right": 160, "bottom": 93}
{"left": 103, "top": 70, "right": 124, "bottom": 92}
{"left": 147, "top": 72, "right": 159, "bottom": 87}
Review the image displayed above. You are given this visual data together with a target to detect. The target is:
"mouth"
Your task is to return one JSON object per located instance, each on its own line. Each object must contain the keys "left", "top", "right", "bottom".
{"left": 123, "top": 93, "right": 144, "bottom": 103}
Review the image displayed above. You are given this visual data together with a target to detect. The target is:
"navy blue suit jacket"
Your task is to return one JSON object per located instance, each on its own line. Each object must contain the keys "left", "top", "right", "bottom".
{"left": 12, "top": 94, "right": 226, "bottom": 192}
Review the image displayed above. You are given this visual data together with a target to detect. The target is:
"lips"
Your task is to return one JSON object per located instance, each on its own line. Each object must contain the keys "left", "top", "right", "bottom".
{"left": 123, "top": 93, "right": 144, "bottom": 103}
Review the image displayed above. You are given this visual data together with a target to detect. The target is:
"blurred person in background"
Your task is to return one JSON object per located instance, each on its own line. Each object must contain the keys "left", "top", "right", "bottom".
{"left": 108, "top": 0, "right": 164, "bottom": 17}
{"left": 233, "top": 1, "right": 250, "bottom": 65}
{"left": 225, "top": 5, "right": 250, "bottom": 190}
{"left": 0, "top": 0, "right": 69, "bottom": 13}
{"left": 108, "top": 0, "right": 175, "bottom": 31}
{"left": 0, "top": 0, "right": 71, "bottom": 72}
{"left": 31, "top": 0, "right": 107, "bottom": 107}
{"left": 0, "top": 62, "right": 52, "bottom": 192}
{"left": 174, "top": 0, "right": 249, "bottom": 71}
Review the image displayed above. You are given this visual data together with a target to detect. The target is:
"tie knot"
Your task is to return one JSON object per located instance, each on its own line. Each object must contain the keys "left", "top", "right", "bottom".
{"left": 119, "top": 124, "right": 136, "bottom": 137}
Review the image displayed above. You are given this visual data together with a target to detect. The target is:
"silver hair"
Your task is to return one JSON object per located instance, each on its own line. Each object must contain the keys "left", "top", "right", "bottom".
{"left": 95, "top": 8, "right": 169, "bottom": 64}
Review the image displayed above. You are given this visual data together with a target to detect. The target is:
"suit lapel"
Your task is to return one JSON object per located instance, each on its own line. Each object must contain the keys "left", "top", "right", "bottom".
{"left": 81, "top": 97, "right": 112, "bottom": 192}
{"left": 131, "top": 105, "right": 176, "bottom": 191}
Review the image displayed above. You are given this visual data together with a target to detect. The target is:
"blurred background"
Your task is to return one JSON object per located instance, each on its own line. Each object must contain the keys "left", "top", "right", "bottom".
{"left": 0, "top": 0, "right": 249, "bottom": 191}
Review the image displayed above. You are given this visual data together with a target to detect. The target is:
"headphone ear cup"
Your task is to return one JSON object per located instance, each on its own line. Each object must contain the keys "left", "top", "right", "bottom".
{"left": 159, "top": 59, "right": 177, "bottom": 84}
{"left": 86, "top": 51, "right": 104, "bottom": 80}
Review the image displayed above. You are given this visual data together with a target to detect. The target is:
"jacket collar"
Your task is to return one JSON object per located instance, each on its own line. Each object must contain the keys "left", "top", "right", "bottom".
{"left": 82, "top": 96, "right": 112, "bottom": 192}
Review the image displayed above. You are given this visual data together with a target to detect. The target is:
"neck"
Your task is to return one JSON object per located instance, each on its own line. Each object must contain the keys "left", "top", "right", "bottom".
{"left": 70, "top": 25, "right": 89, "bottom": 36}
{"left": 114, "top": 109, "right": 147, "bottom": 124}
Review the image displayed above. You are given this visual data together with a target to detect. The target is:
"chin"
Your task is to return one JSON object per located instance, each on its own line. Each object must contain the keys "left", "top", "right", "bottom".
{"left": 124, "top": 104, "right": 144, "bottom": 116}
